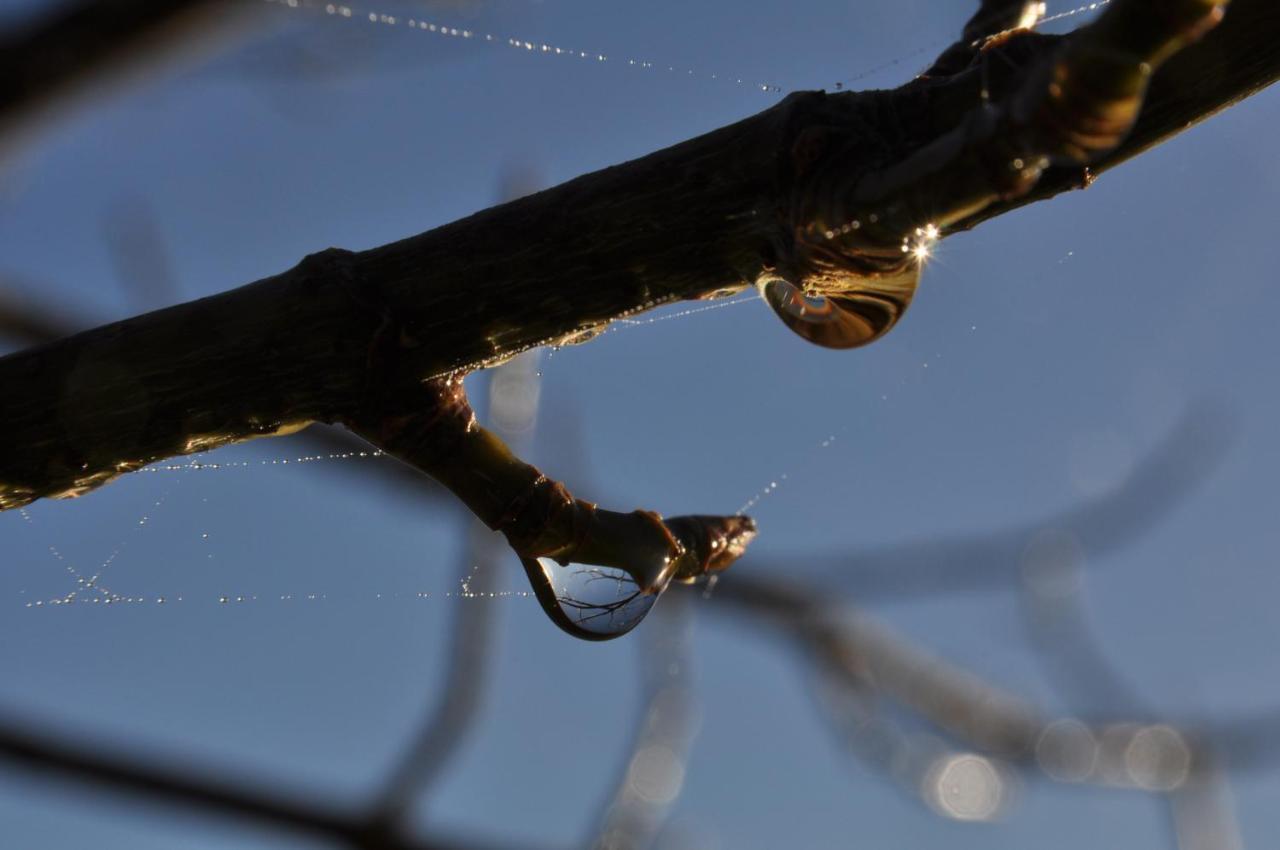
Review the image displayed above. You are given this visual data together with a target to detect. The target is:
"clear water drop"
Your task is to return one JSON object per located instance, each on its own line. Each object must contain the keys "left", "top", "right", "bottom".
{"left": 518, "top": 513, "right": 756, "bottom": 641}
{"left": 520, "top": 556, "right": 660, "bottom": 641}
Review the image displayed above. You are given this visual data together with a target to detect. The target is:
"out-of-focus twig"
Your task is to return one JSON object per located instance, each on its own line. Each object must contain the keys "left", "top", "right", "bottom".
{"left": 711, "top": 572, "right": 1280, "bottom": 811}
{"left": 773, "top": 407, "right": 1231, "bottom": 600}
{"left": 589, "top": 595, "right": 698, "bottom": 850}
{"left": 1017, "top": 535, "right": 1156, "bottom": 716}
{"left": 1015, "top": 514, "right": 1244, "bottom": 850}
{"left": 0, "top": 708, "right": 456, "bottom": 850}
{"left": 702, "top": 408, "right": 1267, "bottom": 817}
{"left": 1166, "top": 770, "right": 1244, "bottom": 850}
{"left": 0, "top": 0, "right": 251, "bottom": 152}
{"left": 0, "top": 285, "right": 93, "bottom": 347}
{"left": 373, "top": 351, "right": 542, "bottom": 826}
{"left": 102, "top": 196, "right": 182, "bottom": 310}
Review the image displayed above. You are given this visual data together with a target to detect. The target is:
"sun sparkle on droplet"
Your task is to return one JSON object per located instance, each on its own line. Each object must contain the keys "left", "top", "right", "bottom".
{"left": 1018, "top": 2, "right": 1048, "bottom": 30}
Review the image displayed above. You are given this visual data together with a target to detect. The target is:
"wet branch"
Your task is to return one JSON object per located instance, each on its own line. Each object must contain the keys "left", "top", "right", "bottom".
{"left": 1, "top": 0, "right": 1277, "bottom": 510}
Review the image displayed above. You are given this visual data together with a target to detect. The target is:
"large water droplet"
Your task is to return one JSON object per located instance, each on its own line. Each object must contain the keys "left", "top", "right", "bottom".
{"left": 518, "top": 513, "right": 756, "bottom": 641}
{"left": 758, "top": 266, "right": 920, "bottom": 349}
{"left": 520, "top": 556, "right": 661, "bottom": 641}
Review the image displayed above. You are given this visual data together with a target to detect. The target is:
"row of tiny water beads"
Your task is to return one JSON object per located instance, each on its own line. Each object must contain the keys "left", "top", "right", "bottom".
{"left": 14, "top": 450, "right": 534, "bottom": 609}
{"left": 261, "top": 0, "right": 784, "bottom": 93}
{"left": 264, "top": 0, "right": 1110, "bottom": 95}
{"left": 15, "top": 0, "right": 1104, "bottom": 611}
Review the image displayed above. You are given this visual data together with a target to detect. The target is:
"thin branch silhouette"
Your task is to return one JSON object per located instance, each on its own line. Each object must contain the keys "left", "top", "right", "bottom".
{"left": 764, "top": 406, "right": 1232, "bottom": 600}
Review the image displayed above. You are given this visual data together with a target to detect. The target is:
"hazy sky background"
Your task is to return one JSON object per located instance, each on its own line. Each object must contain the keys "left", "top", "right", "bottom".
{"left": 2, "top": 1, "right": 1279, "bottom": 848}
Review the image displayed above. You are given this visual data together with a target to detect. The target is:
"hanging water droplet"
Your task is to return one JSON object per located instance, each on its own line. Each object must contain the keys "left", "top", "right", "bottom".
{"left": 520, "top": 557, "right": 659, "bottom": 640}
{"left": 519, "top": 513, "right": 756, "bottom": 641}
{"left": 757, "top": 266, "right": 920, "bottom": 349}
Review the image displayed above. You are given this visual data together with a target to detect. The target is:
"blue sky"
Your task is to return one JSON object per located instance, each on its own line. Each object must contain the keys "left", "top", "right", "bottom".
{"left": 2, "top": 1, "right": 1279, "bottom": 848}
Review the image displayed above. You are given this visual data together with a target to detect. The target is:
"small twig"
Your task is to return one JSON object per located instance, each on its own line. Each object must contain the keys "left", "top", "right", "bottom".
{"left": 588, "top": 596, "right": 698, "bottom": 850}
{"left": 1166, "top": 769, "right": 1244, "bottom": 850}
{"left": 346, "top": 376, "right": 756, "bottom": 641}
{"left": 0, "top": 0, "right": 252, "bottom": 151}
{"left": 712, "top": 573, "right": 1280, "bottom": 802}
{"left": 374, "top": 351, "right": 543, "bottom": 825}
{"left": 752, "top": 406, "right": 1231, "bottom": 600}
{"left": 1017, "top": 532, "right": 1157, "bottom": 716}
{"left": 0, "top": 284, "right": 92, "bottom": 347}
{"left": 0, "top": 708, "right": 397, "bottom": 848}
{"left": 101, "top": 195, "right": 182, "bottom": 310}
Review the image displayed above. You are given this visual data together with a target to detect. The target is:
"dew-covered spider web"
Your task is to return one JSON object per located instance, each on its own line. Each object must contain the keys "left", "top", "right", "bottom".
{"left": 5, "top": 0, "right": 1114, "bottom": 618}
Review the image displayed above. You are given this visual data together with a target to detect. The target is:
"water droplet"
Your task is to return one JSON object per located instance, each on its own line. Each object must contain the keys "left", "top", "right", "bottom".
{"left": 757, "top": 268, "right": 919, "bottom": 349}
{"left": 520, "top": 557, "right": 660, "bottom": 640}
{"left": 520, "top": 513, "right": 756, "bottom": 641}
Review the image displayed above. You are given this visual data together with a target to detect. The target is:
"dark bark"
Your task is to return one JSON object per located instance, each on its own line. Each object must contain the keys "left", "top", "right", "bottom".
{"left": 1, "top": 0, "right": 1277, "bottom": 510}
{"left": 0, "top": 100, "right": 797, "bottom": 508}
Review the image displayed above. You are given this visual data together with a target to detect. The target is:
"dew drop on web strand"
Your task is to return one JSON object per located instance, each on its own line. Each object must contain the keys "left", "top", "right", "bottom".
{"left": 1036, "top": 1, "right": 1112, "bottom": 28}
{"left": 610, "top": 291, "right": 760, "bottom": 331}
{"left": 23, "top": 581, "right": 536, "bottom": 610}
{"left": 17, "top": 484, "right": 179, "bottom": 607}
{"left": 136, "top": 449, "right": 386, "bottom": 475}
{"left": 20, "top": 489, "right": 540, "bottom": 614}
{"left": 261, "top": 0, "right": 784, "bottom": 95}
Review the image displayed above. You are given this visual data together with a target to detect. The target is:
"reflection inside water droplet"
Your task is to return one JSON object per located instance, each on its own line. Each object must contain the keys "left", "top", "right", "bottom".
{"left": 520, "top": 556, "right": 662, "bottom": 641}
{"left": 757, "top": 266, "right": 920, "bottom": 350}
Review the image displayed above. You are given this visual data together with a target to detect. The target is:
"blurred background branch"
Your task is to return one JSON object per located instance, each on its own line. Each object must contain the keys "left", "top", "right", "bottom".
{"left": 0, "top": 0, "right": 255, "bottom": 156}
{"left": 3, "top": 403, "right": 1273, "bottom": 845}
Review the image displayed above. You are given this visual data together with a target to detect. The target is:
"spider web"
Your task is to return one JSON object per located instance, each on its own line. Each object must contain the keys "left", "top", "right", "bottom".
{"left": 2, "top": 0, "right": 1109, "bottom": 616}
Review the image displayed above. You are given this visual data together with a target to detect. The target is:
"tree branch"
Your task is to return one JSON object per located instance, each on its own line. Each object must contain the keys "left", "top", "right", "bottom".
{"left": 958, "top": 0, "right": 1280, "bottom": 229}
{"left": 1, "top": 0, "right": 1275, "bottom": 512}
